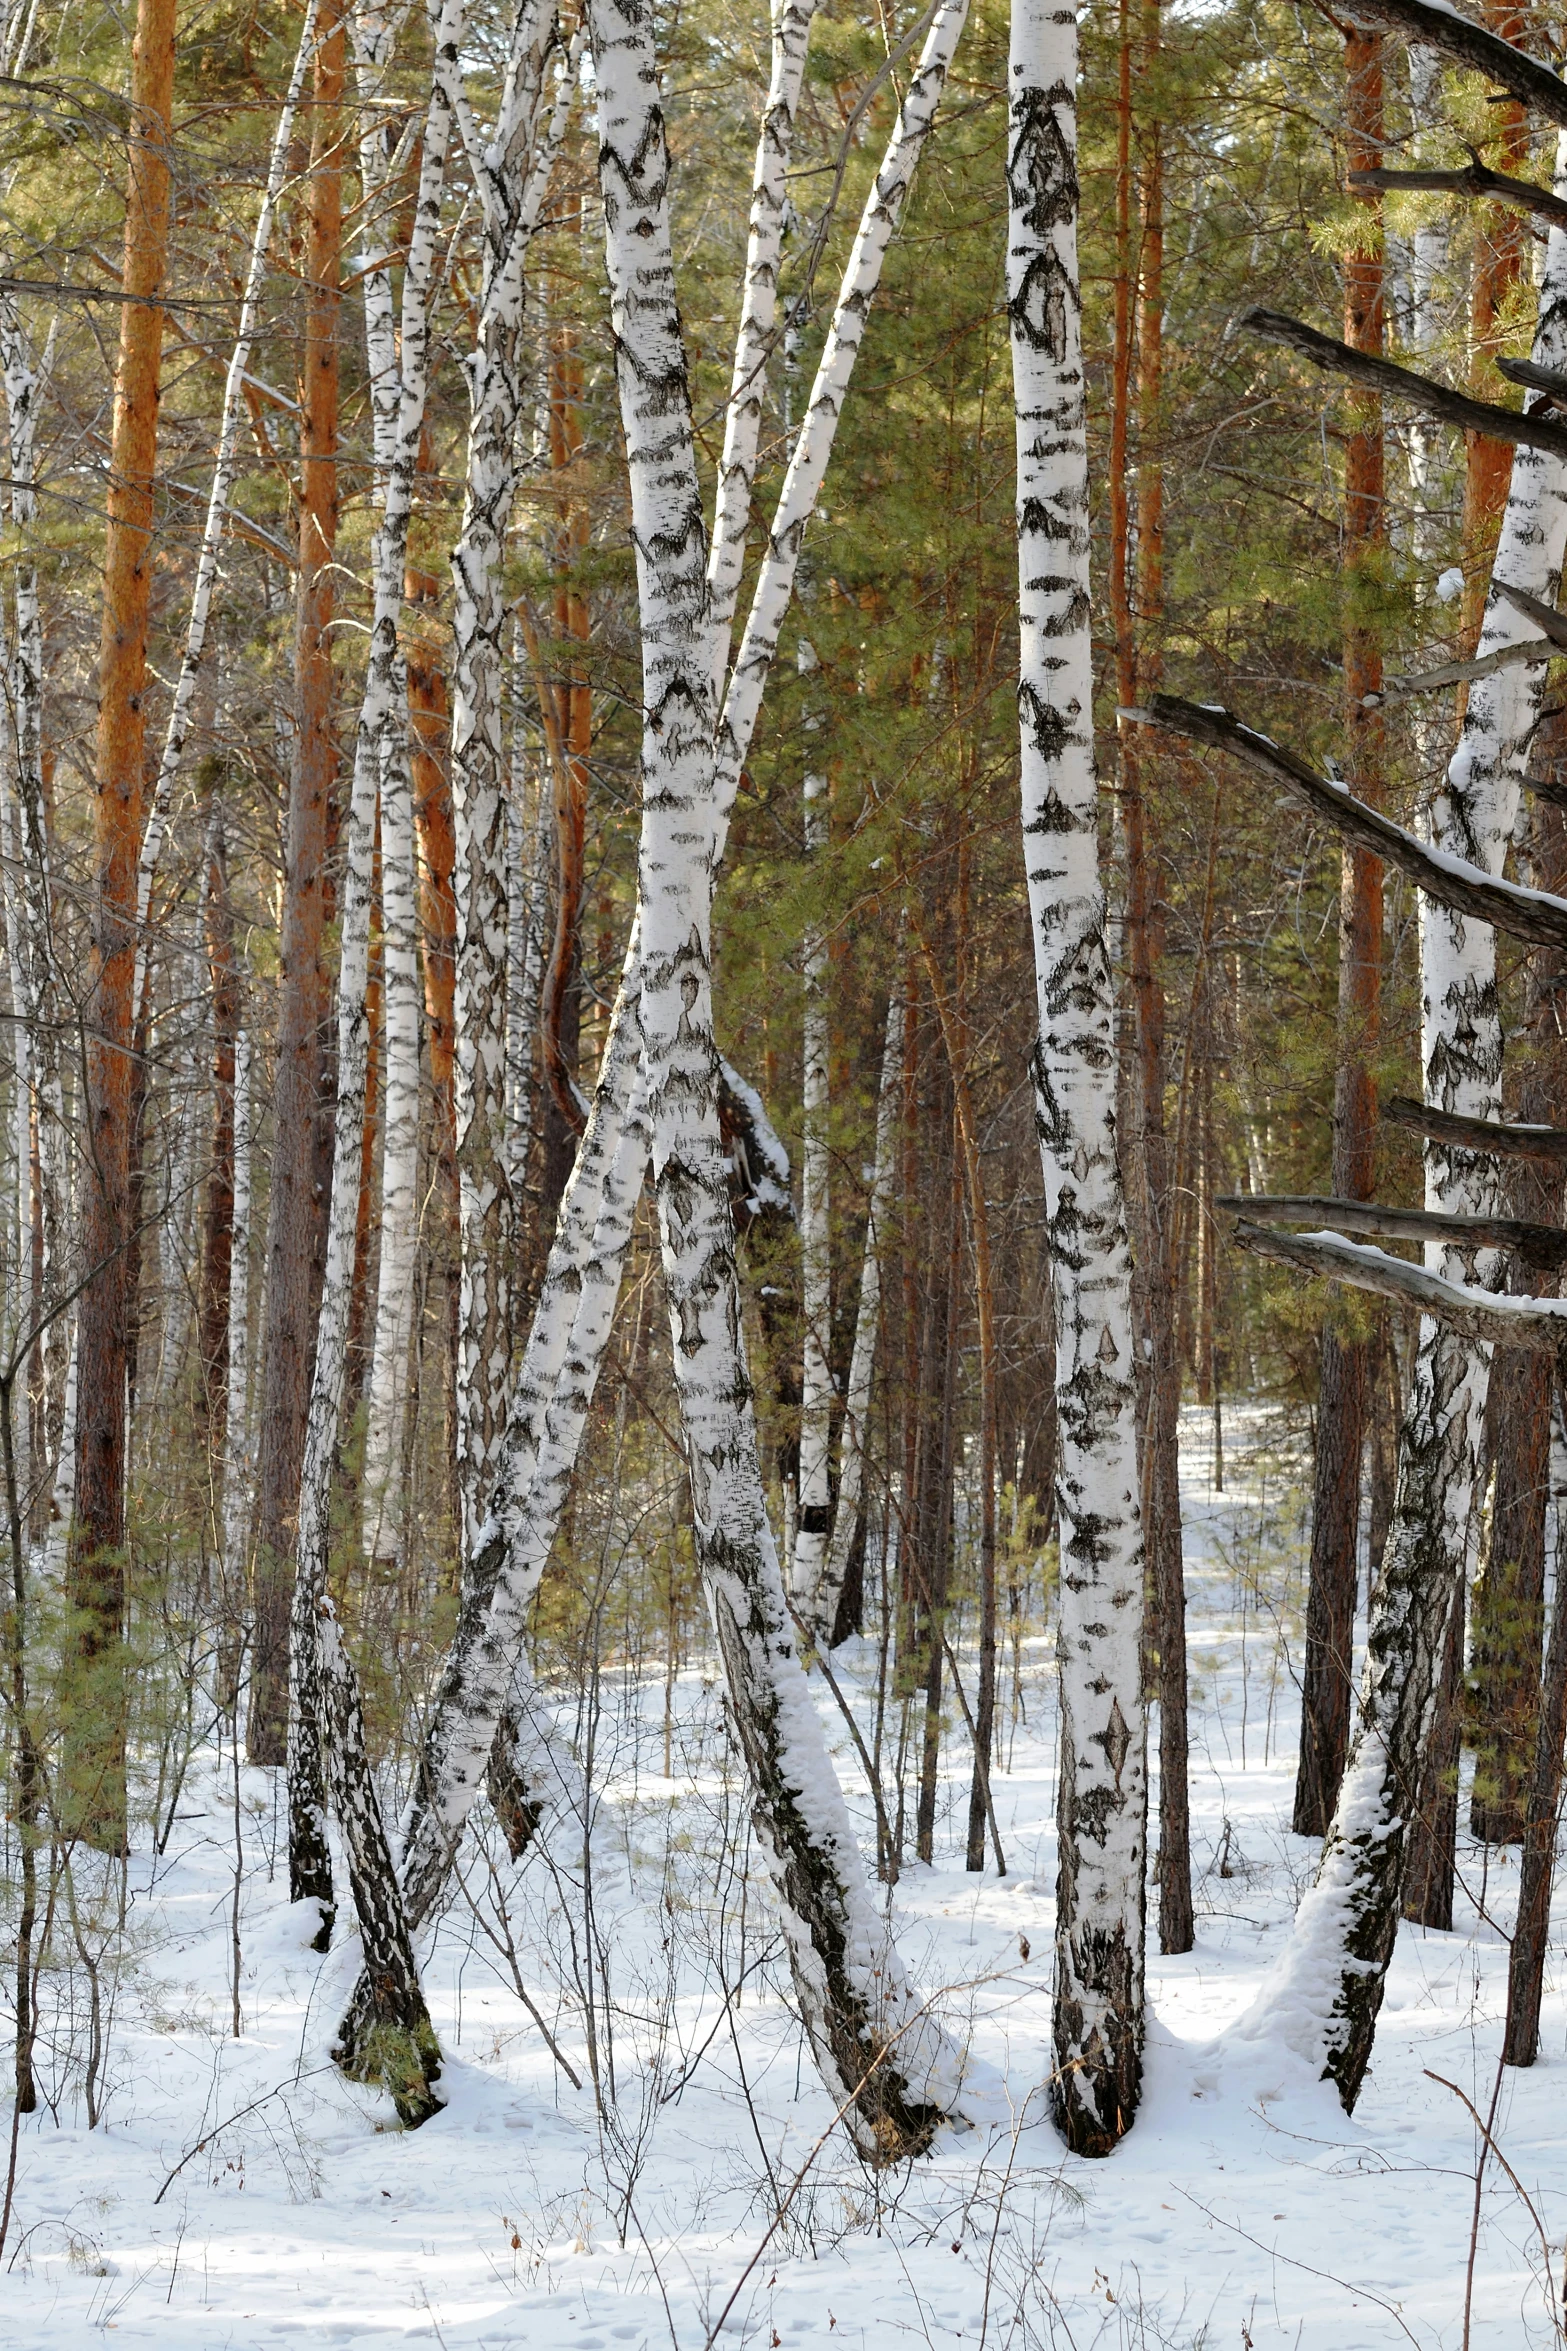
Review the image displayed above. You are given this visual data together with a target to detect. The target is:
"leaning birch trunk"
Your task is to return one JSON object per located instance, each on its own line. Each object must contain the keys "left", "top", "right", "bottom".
{"left": 1227, "top": 139, "right": 1567, "bottom": 2115}
{"left": 1007, "top": 4, "right": 1147, "bottom": 2154}
{"left": 131, "top": 0, "right": 320, "bottom": 1014}
{"left": 806, "top": 987, "right": 902, "bottom": 1640}
{"left": 792, "top": 760, "right": 834, "bottom": 1599}
{"left": 389, "top": 0, "right": 973, "bottom": 1919}
{"left": 284, "top": 3, "right": 465, "bottom": 2113}
{"left": 447, "top": 2, "right": 573, "bottom": 1551}
{"left": 590, "top": 0, "right": 963, "bottom": 2159}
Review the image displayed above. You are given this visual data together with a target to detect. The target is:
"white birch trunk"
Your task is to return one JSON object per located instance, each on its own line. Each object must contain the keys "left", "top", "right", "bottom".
{"left": 1228, "top": 138, "right": 1567, "bottom": 2116}
{"left": 285, "top": 0, "right": 466, "bottom": 2083}
{"left": 447, "top": 3, "right": 574, "bottom": 1551}
{"left": 792, "top": 758, "right": 833, "bottom": 1599}
{"left": 805, "top": 987, "right": 902, "bottom": 1637}
{"left": 1006, "top": 2, "right": 1146, "bottom": 2154}
{"left": 504, "top": 687, "right": 550, "bottom": 1200}
{"left": 705, "top": 0, "right": 820, "bottom": 698}
{"left": 590, "top": 0, "right": 963, "bottom": 2157}
{"left": 0, "top": 302, "right": 64, "bottom": 1505}
{"left": 392, "top": 0, "right": 971, "bottom": 1921}
{"left": 131, "top": 0, "right": 320, "bottom": 1014}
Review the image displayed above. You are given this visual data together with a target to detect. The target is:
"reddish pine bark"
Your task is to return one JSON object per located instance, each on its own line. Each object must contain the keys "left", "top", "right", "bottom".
{"left": 66, "top": 0, "right": 178, "bottom": 1848}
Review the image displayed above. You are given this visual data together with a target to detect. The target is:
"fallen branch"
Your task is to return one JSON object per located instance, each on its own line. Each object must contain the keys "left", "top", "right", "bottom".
{"left": 1230, "top": 1222, "right": 1567, "bottom": 1355}
{"left": 1326, "top": 0, "right": 1567, "bottom": 130}
{"left": 1382, "top": 1092, "right": 1567, "bottom": 1165}
{"left": 1350, "top": 162, "right": 1567, "bottom": 232}
{"left": 1218, "top": 1191, "right": 1567, "bottom": 1271}
{"left": 1242, "top": 309, "right": 1567, "bottom": 463}
{"left": 1128, "top": 694, "right": 1567, "bottom": 952}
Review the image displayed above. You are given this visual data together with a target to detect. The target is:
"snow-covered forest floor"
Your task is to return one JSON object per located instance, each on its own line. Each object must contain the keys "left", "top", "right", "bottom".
{"left": 3, "top": 1405, "right": 1563, "bottom": 2349}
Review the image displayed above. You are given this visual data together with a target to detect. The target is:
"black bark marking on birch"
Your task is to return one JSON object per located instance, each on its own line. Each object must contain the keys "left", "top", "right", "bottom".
{"left": 710, "top": 1583, "right": 945, "bottom": 2163}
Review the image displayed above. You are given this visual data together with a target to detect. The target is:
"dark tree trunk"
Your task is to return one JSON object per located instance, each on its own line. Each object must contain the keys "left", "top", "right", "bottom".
{"left": 65, "top": 0, "right": 178, "bottom": 1850}
{"left": 248, "top": 0, "right": 346, "bottom": 1765}
{"left": 1402, "top": 1560, "right": 1464, "bottom": 1930}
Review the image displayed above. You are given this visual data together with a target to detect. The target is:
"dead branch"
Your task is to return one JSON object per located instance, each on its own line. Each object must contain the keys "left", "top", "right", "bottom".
{"left": 1349, "top": 162, "right": 1567, "bottom": 232}
{"left": 1218, "top": 1191, "right": 1567, "bottom": 1271}
{"left": 1128, "top": 694, "right": 1567, "bottom": 952}
{"left": 1230, "top": 1222, "right": 1567, "bottom": 1355}
{"left": 1242, "top": 309, "right": 1567, "bottom": 464}
{"left": 1381, "top": 1093, "right": 1567, "bottom": 1166}
{"left": 1326, "top": 0, "right": 1567, "bottom": 130}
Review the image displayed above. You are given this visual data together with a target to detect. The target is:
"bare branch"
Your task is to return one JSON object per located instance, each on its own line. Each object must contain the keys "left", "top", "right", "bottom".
{"left": 1326, "top": 0, "right": 1567, "bottom": 130}
{"left": 1218, "top": 1191, "right": 1567, "bottom": 1270}
{"left": 1497, "top": 355, "right": 1567, "bottom": 410}
{"left": 1494, "top": 576, "right": 1567, "bottom": 651}
{"left": 1349, "top": 161, "right": 1567, "bottom": 232}
{"left": 1241, "top": 308, "right": 1567, "bottom": 464}
{"left": 1377, "top": 634, "right": 1558, "bottom": 701}
{"left": 1382, "top": 1092, "right": 1567, "bottom": 1166}
{"left": 1230, "top": 1222, "right": 1567, "bottom": 1355}
{"left": 1128, "top": 694, "right": 1567, "bottom": 952}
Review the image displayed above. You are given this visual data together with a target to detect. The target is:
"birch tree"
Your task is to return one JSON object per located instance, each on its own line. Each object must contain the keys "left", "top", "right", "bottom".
{"left": 286, "top": 0, "right": 465, "bottom": 1951}
{"left": 1228, "top": 143, "right": 1567, "bottom": 2115}
{"left": 446, "top": 0, "right": 577, "bottom": 1548}
{"left": 392, "top": 0, "right": 973, "bottom": 1925}
{"left": 1007, "top": 0, "right": 1147, "bottom": 2153}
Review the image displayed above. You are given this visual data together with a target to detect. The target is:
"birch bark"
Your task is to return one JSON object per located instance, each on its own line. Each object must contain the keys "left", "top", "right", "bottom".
{"left": 1006, "top": 1, "right": 1146, "bottom": 2153}
{"left": 447, "top": 2, "right": 574, "bottom": 1550}
{"left": 393, "top": 0, "right": 972, "bottom": 1915}
{"left": 589, "top": 0, "right": 962, "bottom": 2157}
{"left": 1230, "top": 137, "right": 1567, "bottom": 2116}
{"left": 286, "top": 0, "right": 464, "bottom": 1950}
{"left": 792, "top": 760, "right": 834, "bottom": 1600}
{"left": 222, "top": 1028, "right": 252, "bottom": 1672}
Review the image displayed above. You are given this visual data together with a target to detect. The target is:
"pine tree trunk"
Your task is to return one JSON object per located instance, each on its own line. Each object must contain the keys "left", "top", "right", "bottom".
{"left": 1231, "top": 138, "right": 1567, "bottom": 2115}
{"left": 1295, "top": 27, "right": 1385, "bottom": 1841}
{"left": 67, "top": 0, "right": 178, "bottom": 1848}
{"left": 249, "top": 0, "right": 347, "bottom": 1764}
{"left": 220, "top": 1028, "right": 253, "bottom": 1701}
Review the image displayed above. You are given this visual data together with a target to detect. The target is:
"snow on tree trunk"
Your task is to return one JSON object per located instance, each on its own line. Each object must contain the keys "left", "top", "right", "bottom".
{"left": 286, "top": 0, "right": 465, "bottom": 2073}
{"left": 448, "top": 5, "right": 575, "bottom": 1552}
{"left": 793, "top": 759, "right": 833, "bottom": 1599}
{"left": 1006, "top": 3, "right": 1146, "bottom": 2155}
{"left": 590, "top": 0, "right": 963, "bottom": 2159}
{"left": 806, "top": 988, "right": 902, "bottom": 1639}
{"left": 1228, "top": 139, "right": 1567, "bottom": 2116}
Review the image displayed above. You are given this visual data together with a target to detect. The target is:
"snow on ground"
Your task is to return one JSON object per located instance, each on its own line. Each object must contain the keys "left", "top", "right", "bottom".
{"left": 2, "top": 1404, "right": 1563, "bottom": 2348}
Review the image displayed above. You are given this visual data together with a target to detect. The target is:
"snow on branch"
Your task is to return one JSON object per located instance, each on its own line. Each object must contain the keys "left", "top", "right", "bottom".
{"left": 1218, "top": 1191, "right": 1567, "bottom": 1271}
{"left": 1229, "top": 1222, "right": 1567, "bottom": 1354}
{"left": 1130, "top": 693, "right": 1567, "bottom": 951}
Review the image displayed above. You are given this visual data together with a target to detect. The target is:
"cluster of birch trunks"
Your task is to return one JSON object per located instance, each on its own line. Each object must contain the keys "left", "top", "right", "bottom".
{"left": 11, "top": 0, "right": 1567, "bottom": 2166}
